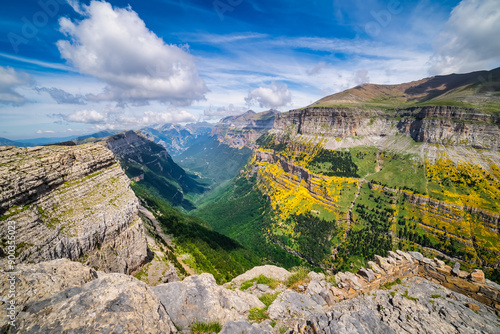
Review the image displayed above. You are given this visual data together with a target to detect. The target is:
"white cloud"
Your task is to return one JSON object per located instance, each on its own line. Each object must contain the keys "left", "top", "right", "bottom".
{"left": 136, "top": 110, "right": 196, "bottom": 125}
{"left": 0, "top": 66, "right": 31, "bottom": 105}
{"left": 57, "top": 1, "right": 207, "bottom": 105}
{"left": 53, "top": 107, "right": 196, "bottom": 129}
{"left": 429, "top": 0, "right": 500, "bottom": 74}
{"left": 203, "top": 104, "right": 247, "bottom": 120}
{"left": 245, "top": 82, "right": 292, "bottom": 109}
{"left": 65, "top": 0, "right": 84, "bottom": 15}
{"left": 35, "top": 87, "right": 86, "bottom": 105}
{"left": 63, "top": 109, "right": 106, "bottom": 123}
{"left": 36, "top": 130, "right": 55, "bottom": 134}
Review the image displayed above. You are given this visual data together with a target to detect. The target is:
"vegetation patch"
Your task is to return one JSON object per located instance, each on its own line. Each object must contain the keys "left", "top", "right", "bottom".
{"left": 307, "top": 149, "right": 359, "bottom": 178}
{"left": 286, "top": 266, "right": 310, "bottom": 289}
{"left": 191, "top": 321, "right": 222, "bottom": 334}
{"left": 248, "top": 306, "right": 269, "bottom": 322}
{"left": 381, "top": 278, "right": 402, "bottom": 290}
{"left": 401, "top": 290, "right": 418, "bottom": 302}
{"left": 240, "top": 275, "right": 281, "bottom": 291}
{"left": 192, "top": 175, "right": 305, "bottom": 270}
{"left": 132, "top": 183, "right": 261, "bottom": 284}
{"left": 259, "top": 291, "right": 280, "bottom": 307}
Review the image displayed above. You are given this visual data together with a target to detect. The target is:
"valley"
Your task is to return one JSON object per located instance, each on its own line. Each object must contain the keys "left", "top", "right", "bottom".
{"left": 1, "top": 67, "right": 500, "bottom": 333}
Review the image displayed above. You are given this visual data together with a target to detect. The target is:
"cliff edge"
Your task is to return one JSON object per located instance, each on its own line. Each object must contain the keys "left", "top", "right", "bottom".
{"left": 0, "top": 144, "right": 149, "bottom": 274}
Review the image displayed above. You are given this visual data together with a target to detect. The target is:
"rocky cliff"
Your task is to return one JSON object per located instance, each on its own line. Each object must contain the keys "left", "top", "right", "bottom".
{"left": 273, "top": 106, "right": 500, "bottom": 150}
{"left": 2, "top": 250, "right": 499, "bottom": 333}
{"left": 100, "top": 130, "right": 206, "bottom": 209}
{"left": 214, "top": 109, "right": 279, "bottom": 149}
{"left": 0, "top": 144, "right": 148, "bottom": 274}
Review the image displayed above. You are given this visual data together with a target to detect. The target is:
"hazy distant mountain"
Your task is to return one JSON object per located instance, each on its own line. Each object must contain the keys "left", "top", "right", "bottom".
{"left": 74, "top": 130, "right": 121, "bottom": 142}
{"left": 0, "top": 137, "right": 23, "bottom": 147}
{"left": 140, "top": 122, "right": 213, "bottom": 156}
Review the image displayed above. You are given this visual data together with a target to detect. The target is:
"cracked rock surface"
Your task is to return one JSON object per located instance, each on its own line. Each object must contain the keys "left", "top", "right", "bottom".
{"left": 287, "top": 277, "right": 500, "bottom": 334}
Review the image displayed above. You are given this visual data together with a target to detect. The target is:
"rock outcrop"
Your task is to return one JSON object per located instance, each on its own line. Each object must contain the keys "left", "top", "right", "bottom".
{"left": 2, "top": 249, "right": 500, "bottom": 333}
{"left": 273, "top": 106, "right": 500, "bottom": 150}
{"left": 100, "top": 130, "right": 206, "bottom": 209}
{"left": 228, "top": 265, "right": 292, "bottom": 288}
{"left": 152, "top": 273, "right": 265, "bottom": 329}
{"left": 0, "top": 144, "right": 148, "bottom": 274}
{"left": 0, "top": 259, "right": 177, "bottom": 333}
{"left": 214, "top": 109, "right": 279, "bottom": 149}
{"left": 286, "top": 277, "right": 500, "bottom": 334}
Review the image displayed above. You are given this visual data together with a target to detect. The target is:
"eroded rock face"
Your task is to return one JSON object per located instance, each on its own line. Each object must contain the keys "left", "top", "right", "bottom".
{"left": 1, "top": 259, "right": 177, "bottom": 334}
{"left": 268, "top": 290, "right": 323, "bottom": 321}
{"left": 153, "top": 273, "right": 265, "bottom": 329}
{"left": 274, "top": 106, "right": 500, "bottom": 150}
{"left": 286, "top": 277, "right": 500, "bottom": 334}
{"left": 0, "top": 144, "right": 148, "bottom": 274}
{"left": 0, "top": 259, "right": 98, "bottom": 327}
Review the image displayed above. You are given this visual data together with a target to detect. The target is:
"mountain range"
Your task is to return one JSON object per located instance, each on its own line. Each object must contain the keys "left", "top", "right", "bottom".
{"left": 1, "top": 67, "right": 499, "bottom": 333}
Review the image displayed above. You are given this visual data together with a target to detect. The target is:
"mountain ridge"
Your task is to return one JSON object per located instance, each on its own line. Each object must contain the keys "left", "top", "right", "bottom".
{"left": 312, "top": 67, "right": 500, "bottom": 112}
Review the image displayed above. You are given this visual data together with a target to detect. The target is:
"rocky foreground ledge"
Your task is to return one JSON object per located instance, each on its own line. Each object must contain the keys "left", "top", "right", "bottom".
{"left": 1, "top": 250, "right": 499, "bottom": 333}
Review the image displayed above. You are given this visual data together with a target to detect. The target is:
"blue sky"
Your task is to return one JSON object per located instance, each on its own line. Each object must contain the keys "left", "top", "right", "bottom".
{"left": 0, "top": 0, "right": 499, "bottom": 139}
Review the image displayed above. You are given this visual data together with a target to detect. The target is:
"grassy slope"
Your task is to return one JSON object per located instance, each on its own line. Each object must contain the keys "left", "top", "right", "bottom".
{"left": 120, "top": 142, "right": 206, "bottom": 210}
{"left": 253, "top": 135, "right": 500, "bottom": 282}
{"left": 311, "top": 67, "right": 500, "bottom": 113}
{"left": 191, "top": 175, "right": 306, "bottom": 269}
{"left": 132, "top": 182, "right": 262, "bottom": 284}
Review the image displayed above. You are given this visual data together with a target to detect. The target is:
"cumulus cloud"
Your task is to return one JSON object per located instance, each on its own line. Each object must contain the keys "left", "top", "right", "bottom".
{"left": 35, "top": 87, "right": 86, "bottom": 105}
{"left": 36, "top": 130, "right": 55, "bottom": 134}
{"left": 53, "top": 108, "right": 196, "bottom": 129}
{"left": 245, "top": 82, "right": 291, "bottom": 109}
{"left": 429, "top": 0, "right": 500, "bottom": 74}
{"left": 0, "top": 66, "right": 31, "bottom": 105}
{"left": 204, "top": 104, "right": 247, "bottom": 120}
{"left": 58, "top": 109, "right": 106, "bottom": 123}
{"left": 57, "top": 1, "right": 207, "bottom": 105}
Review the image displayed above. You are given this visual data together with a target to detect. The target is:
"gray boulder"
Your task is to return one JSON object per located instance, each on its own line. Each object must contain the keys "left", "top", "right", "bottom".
{"left": 408, "top": 251, "right": 424, "bottom": 261}
{"left": 15, "top": 272, "right": 177, "bottom": 333}
{"left": 452, "top": 262, "right": 461, "bottom": 276}
{"left": 220, "top": 320, "right": 271, "bottom": 334}
{"left": 268, "top": 290, "right": 323, "bottom": 320}
{"left": 153, "top": 273, "right": 264, "bottom": 329}
{"left": 358, "top": 268, "right": 375, "bottom": 282}
{"left": 289, "top": 277, "right": 500, "bottom": 333}
{"left": 229, "top": 265, "right": 291, "bottom": 287}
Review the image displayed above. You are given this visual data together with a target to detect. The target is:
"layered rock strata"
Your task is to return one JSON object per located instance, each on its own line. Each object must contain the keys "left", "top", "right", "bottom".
{"left": 273, "top": 106, "right": 500, "bottom": 150}
{"left": 0, "top": 144, "right": 148, "bottom": 274}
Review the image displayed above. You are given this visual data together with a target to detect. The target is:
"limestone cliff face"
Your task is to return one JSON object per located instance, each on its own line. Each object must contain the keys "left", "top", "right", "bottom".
{"left": 214, "top": 109, "right": 279, "bottom": 149}
{"left": 274, "top": 106, "right": 500, "bottom": 150}
{"left": 0, "top": 144, "right": 148, "bottom": 274}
